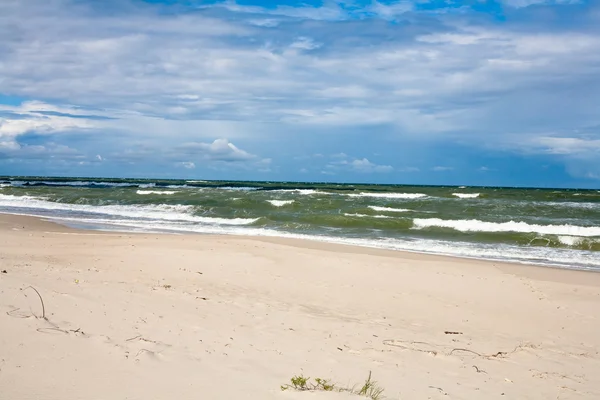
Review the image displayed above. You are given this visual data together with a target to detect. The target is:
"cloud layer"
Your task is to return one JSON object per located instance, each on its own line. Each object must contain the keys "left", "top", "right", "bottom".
{"left": 0, "top": 0, "right": 599, "bottom": 185}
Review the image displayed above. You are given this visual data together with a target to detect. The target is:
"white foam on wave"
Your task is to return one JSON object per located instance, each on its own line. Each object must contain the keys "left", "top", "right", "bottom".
{"left": 272, "top": 189, "right": 321, "bottom": 195}
{"left": 220, "top": 186, "right": 258, "bottom": 191}
{"left": 557, "top": 236, "right": 585, "bottom": 246}
{"left": 413, "top": 218, "right": 600, "bottom": 237}
{"left": 452, "top": 193, "right": 480, "bottom": 199}
{"left": 348, "top": 192, "right": 427, "bottom": 199}
{"left": 267, "top": 200, "right": 294, "bottom": 207}
{"left": 0, "top": 194, "right": 257, "bottom": 226}
{"left": 165, "top": 184, "right": 192, "bottom": 189}
{"left": 137, "top": 190, "right": 177, "bottom": 195}
{"left": 344, "top": 213, "right": 391, "bottom": 219}
{"left": 531, "top": 201, "right": 599, "bottom": 210}
{"left": 368, "top": 206, "right": 411, "bottom": 213}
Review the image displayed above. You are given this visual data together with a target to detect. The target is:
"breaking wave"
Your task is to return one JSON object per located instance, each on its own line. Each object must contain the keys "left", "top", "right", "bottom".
{"left": 452, "top": 193, "right": 480, "bottom": 199}
{"left": 344, "top": 213, "right": 392, "bottom": 219}
{"left": 348, "top": 192, "right": 427, "bottom": 199}
{"left": 368, "top": 206, "right": 411, "bottom": 212}
{"left": 137, "top": 190, "right": 177, "bottom": 195}
{"left": 413, "top": 218, "right": 600, "bottom": 237}
{"left": 267, "top": 200, "right": 295, "bottom": 207}
{"left": 0, "top": 194, "right": 257, "bottom": 226}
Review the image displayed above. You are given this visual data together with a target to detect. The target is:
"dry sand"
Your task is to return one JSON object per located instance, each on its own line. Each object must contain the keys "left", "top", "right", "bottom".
{"left": 1, "top": 213, "right": 599, "bottom": 399}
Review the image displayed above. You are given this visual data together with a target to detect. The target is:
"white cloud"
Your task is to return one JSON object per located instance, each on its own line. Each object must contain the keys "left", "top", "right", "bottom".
{"left": 106, "top": 137, "right": 271, "bottom": 172}
{"left": 521, "top": 136, "right": 600, "bottom": 180}
{"left": 0, "top": 142, "right": 84, "bottom": 161}
{"left": 535, "top": 137, "right": 600, "bottom": 155}
{"left": 176, "top": 161, "right": 196, "bottom": 169}
{"left": 329, "top": 157, "right": 393, "bottom": 173}
{"left": 369, "top": 1, "right": 414, "bottom": 20}
{"left": 0, "top": 101, "right": 94, "bottom": 141}
{"left": 206, "top": 1, "right": 348, "bottom": 21}
{"left": 289, "top": 37, "right": 322, "bottom": 51}
{"left": 178, "top": 138, "right": 257, "bottom": 162}
{"left": 331, "top": 152, "right": 347, "bottom": 159}
{"left": 501, "top": 0, "right": 580, "bottom": 8}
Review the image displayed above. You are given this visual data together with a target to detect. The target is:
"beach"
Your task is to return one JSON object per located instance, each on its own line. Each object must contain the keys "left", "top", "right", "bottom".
{"left": 1, "top": 213, "right": 599, "bottom": 399}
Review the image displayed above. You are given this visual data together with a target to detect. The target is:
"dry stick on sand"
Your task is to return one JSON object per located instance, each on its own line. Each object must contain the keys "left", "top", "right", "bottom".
{"left": 383, "top": 339, "right": 531, "bottom": 360}
{"left": 472, "top": 365, "right": 487, "bottom": 374}
{"left": 450, "top": 348, "right": 508, "bottom": 358}
{"left": 23, "top": 286, "right": 46, "bottom": 320}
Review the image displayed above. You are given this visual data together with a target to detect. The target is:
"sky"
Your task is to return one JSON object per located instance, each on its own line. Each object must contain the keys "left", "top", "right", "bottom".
{"left": 1, "top": 0, "right": 600, "bottom": 187}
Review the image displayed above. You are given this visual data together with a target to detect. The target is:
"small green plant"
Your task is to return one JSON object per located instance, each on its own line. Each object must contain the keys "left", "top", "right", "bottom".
{"left": 281, "top": 375, "right": 335, "bottom": 392}
{"left": 314, "top": 378, "right": 336, "bottom": 391}
{"left": 281, "top": 375, "right": 309, "bottom": 391}
{"left": 281, "top": 371, "right": 384, "bottom": 399}
{"left": 356, "top": 371, "right": 385, "bottom": 400}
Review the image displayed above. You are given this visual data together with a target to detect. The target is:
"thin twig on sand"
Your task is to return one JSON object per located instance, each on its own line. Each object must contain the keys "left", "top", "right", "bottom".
{"left": 23, "top": 286, "right": 46, "bottom": 320}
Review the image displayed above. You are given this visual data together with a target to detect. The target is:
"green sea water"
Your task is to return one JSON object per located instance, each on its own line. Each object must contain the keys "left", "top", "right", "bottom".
{"left": 1, "top": 176, "right": 599, "bottom": 270}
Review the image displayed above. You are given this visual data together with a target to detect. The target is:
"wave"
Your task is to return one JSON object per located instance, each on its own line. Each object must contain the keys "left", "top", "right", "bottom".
{"left": 219, "top": 186, "right": 259, "bottom": 191}
{"left": 272, "top": 189, "right": 320, "bottom": 195}
{"left": 136, "top": 190, "right": 177, "bottom": 195}
{"left": 165, "top": 184, "right": 192, "bottom": 189}
{"left": 1, "top": 193, "right": 598, "bottom": 270}
{"left": 521, "top": 201, "right": 599, "bottom": 210}
{"left": 21, "top": 213, "right": 600, "bottom": 270}
{"left": 348, "top": 192, "right": 427, "bottom": 199}
{"left": 267, "top": 200, "right": 294, "bottom": 207}
{"left": 557, "top": 236, "right": 588, "bottom": 247}
{"left": 368, "top": 206, "right": 411, "bottom": 213}
{"left": 344, "top": 213, "right": 391, "bottom": 219}
{"left": 9, "top": 180, "right": 136, "bottom": 188}
{"left": 0, "top": 194, "right": 257, "bottom": 226}
{"left": 413, "top": 218, "right": 600, "bottom": 237}
{"left": 452, "top": 193, "right": 480, "bottom": 199}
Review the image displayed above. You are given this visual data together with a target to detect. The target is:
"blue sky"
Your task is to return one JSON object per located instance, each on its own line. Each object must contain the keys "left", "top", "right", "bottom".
{"left": 1, "top": 0, "right": 599, "bottom": 187}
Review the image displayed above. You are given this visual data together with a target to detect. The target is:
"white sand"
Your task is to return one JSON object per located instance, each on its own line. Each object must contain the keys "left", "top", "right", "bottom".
{"left": 1, "top": 214, "right": 599, "bottom": 399}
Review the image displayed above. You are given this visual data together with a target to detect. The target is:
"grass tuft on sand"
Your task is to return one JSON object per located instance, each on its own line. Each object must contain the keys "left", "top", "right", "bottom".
{"left": 281, "top": 371, "right": 385, "bottom": 399}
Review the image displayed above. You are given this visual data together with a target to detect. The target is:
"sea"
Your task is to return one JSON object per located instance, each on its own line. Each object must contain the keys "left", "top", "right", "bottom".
{"left": 1, "top": 177, "right": 599, "bottom": 271}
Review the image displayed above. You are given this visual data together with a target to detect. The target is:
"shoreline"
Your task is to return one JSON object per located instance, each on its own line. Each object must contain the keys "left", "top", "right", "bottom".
{"left": 2, "top": 179, "right": 598, "bottom": 273}
{"left": 3, "top": 211, "right": 599, "bottom": 279}
{"left": 1, "top": 212, "right": 600, "bottom": 398}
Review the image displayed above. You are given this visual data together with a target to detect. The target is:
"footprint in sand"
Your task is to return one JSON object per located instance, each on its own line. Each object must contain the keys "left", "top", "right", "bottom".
{"left": 123, "top": 336, "right": 172, "bottom": 362}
